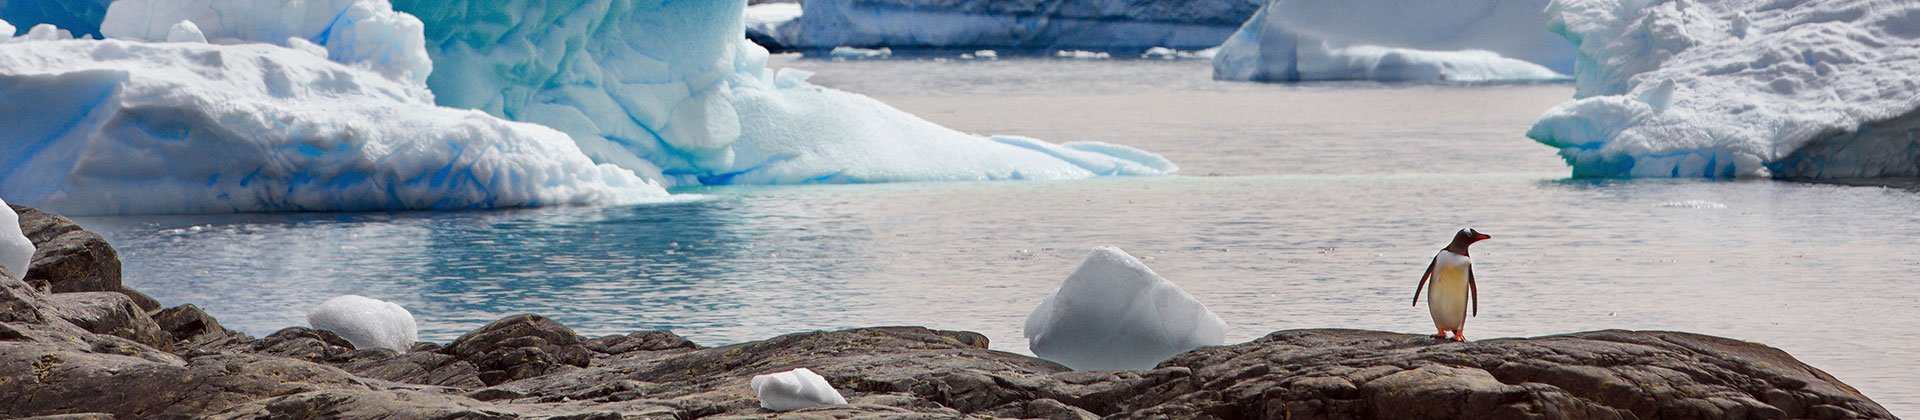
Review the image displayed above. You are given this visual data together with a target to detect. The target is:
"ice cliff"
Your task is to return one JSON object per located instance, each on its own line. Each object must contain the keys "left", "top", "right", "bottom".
{"left": 1528, "top": 0, "right": 1920, "bottom": 178}
{"left": 772, "top": 0, "right": 1262, "bottom": 53}
{"left": 1212, "top": 0, "right": 1574, "bottom": 82}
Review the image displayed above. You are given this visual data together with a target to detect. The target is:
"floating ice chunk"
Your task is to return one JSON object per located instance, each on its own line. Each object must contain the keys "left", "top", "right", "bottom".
{"left": 101, "top": 0, "right": 432, "bottom": 85}
{"left": 0, "top": 39, "right": 665, "bottom": 215}
{"left": 1054, "top": 50, "right": 1111, "bottom": 60}
{"left": 307, "top": 295, "right": 418, "bottom": 352}
{"left": 828, "top": 46, "right": 891, "bottom": 59}
{"left": 1024, "top": 247, "right": 1226, "bottom": 371}
{"left": 0, "top": 196, "right": 32, "bottom": 279}
{"left": 1528, "top": 0, "right": 1920, "bottom": 179}
{"left": 974, "top": 50, "right": 997, "bottom": 59}
{"left": 750, "top": 368, "right": 847, "bottom": 411}
{"left": 1213, "top": 0, "right": 1573, "bottom": 83}
{"left": 164, "top": 19, "right": 203, "bottom": 43}
{"left": 1655, "top": 200, "right": 1727, "bottom": 209}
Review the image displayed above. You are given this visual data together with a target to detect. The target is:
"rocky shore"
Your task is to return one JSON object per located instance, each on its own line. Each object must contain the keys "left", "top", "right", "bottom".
{"left": 0, "top": 205, "right": 1896, "bottom": 419}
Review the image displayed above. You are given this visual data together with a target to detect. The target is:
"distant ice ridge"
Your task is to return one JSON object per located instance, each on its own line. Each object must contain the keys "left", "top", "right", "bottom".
{"left": 778, "top": 0, "right": 1262, "bottom": 53}
{"left": 393, "top": 0, "right": 1175, "bottom": 187}
{"left": 0, "top": 197, "right": 31, "bottom": 279}
{"left": 1025, "top": 247, "right": 1226, "bottom": 371}
{"left": 1212, "top": 0, "right": 1574, "bottom": 83}
{"left": 308, "top": 295, "right": 418, "bottom": 352}
{"left": 0, "top": 16, "right": 664, "bottom": 215}
{"left": 750, "top": 368, "right": 847, "bottom": 411}
{"left": 745, "top": 2, "right": 802, "bottom": 50}
{"left": 1527, "top": 0, "right": 1920, "bottom": 178}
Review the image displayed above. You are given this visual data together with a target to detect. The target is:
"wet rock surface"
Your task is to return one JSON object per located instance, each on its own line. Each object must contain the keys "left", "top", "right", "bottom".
{"left": 0, "top": 206, "right": 1898, "bottom": 419}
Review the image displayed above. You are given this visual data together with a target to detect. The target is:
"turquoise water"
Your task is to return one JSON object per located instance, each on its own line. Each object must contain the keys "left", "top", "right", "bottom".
{"left": 79, "top": 58, "right": 1919, "bottom": 415}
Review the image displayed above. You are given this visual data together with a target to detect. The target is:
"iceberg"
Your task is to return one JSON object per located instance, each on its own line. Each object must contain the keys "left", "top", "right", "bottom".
{"left": 0, "top": 0, "right": 108, "bottom": 39}
{"left": 745, "top": 2, "right": 802, "bottom": 51}
{"left": 1528, "top": 0, "right": 1920, "bottom": 178}
{"left": 1212, "top": 0, "right": 1574, "bottom": 82}
{"left": 0, "top": 19, "right": 663, "bottom": 215}
{"left": 750, "top": 368, "right": 848, "bottom": 411}
{"left": 1024, "top": 247, "right": 1227, "bottom": 371}
{"left": 777, "top": 0, "right": 1262, "bottom": 54}
{"left": 308, "top": 294, "right": 419, "bottom": 352}
{"left": 392, "top": 0, "right": 1174, "bottom": 187}
{"left": 0, "top": 197, "right": 31, "bottom": 279}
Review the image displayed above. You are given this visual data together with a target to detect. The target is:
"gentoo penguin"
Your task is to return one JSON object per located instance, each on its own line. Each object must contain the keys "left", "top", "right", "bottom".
{"left": 1412, "top": 228, "right": 1490, "bottom": 342}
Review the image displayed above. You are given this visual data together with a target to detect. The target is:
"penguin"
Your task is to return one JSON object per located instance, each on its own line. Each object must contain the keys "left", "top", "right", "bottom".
{"left": 1412, "top": 228, "right": 1490, "bottom": 342}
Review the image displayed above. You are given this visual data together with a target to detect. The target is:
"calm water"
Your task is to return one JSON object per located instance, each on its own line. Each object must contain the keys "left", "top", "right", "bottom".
{"left": 79, "top": 58, "right": 1918, "bottom": 415}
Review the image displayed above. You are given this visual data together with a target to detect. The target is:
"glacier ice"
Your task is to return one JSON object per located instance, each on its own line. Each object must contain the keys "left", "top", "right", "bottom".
{"left": 101, "top": 0, "right": 433, "bottom": 85}
{"left": 1024, "top": 247, "right": 1226, "bottom": 371}
{"left": 0, "top": 24, "right": 664, "bottom": 215}
{"left": 745, "top": 2, "right": 802, "bottom": 50}
{"left": 392, "top": 0, "right": 1174, "bottom": 187}
{"left": 1212, "top": 0, "right": 1574, "bottom": 83}
{"left": 308, "top": 294, "right": 419, "bottom": 352}
{"left": 750, "top": 368, "right": 847, "bottom": 411}
{"left": 0, "top": 196, "right": 31, "bottom": 280}
{"left": 1528, "top": 0, "right": 1920, "bottom": 178}
{"left": 777, "top": 0, "right": 1262, "bottom": 53}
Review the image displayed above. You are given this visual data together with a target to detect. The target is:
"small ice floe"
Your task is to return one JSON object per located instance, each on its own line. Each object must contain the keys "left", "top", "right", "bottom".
{"left": 0, "top": 196, "right": 33, "bottom": 279}
{"left": 1654, "top": 200, "right": 1728, "bottom": 209}
{"left": 829, "top": 46, "right": 891, "bottom": 60}
{"left": 1024, "top": 247, "right": 1226, "bottom": 370}
{"left": 959, "top": 49, "right": 998, "bottom": 60}
{"left": 307, "top": 295, "right": 419, "bottom": 352}
{"left": 751, "top": 368, "right": 847, "bottom": 411}
{"left": 1054, "top": 50, "right": 1110, "bottom": 60}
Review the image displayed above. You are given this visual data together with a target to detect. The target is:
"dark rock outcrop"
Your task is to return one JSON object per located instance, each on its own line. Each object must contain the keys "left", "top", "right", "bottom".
{"left": 9, "top": 206, "right": 144, "bottom": 308}
{"left": 0, "top": 205, "right": 1897, "bottom": 419}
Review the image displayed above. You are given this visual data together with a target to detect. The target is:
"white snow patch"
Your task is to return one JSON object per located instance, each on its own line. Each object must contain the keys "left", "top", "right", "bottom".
{"left": 1212, "top": 0, "right": 1573, "bottom": 82}
{"left": 1024, "top": 247, "right": 1226, "bottom": 371}
{"left": 0, "top": 196, "right": 32, "bottom": 280}
{"left": 750, "top": 368, "right": 847, "bottom": 411}
{"left": 307, "top": 295, "right": 418, "bottom": 353}
{"left": 1528, "top": 0, "right": 1920, "bottom": 179}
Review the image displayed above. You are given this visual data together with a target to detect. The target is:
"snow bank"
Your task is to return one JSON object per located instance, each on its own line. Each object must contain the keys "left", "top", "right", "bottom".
{"left": 100, "top": 0, "right": 432, "bottom": 85}
{"left": 779, "top": 0, "right": 1261, "bottom": 53}
{"left": 308, "top": 295, "right": 418, "bottom": 352}
{"left": 1212, "top": 0, "right": 1574, "bottom": 82}
{"left": 0, "top": 197, "right": 31, "bottom": 280}
{"left": 1528, "top": 0, "right": 1920, "bottom": 178}
{"left": 0, "top": 31, "right": 663, "bottom": 215}
{"left": 393, "top": 0, "right": 1174, "bottom": 187}
{"left": 1024, "top": 247, "right": 1226, "bottom": 371}
{"left": 750, "top": 368, "right": 847, "bottom": 411}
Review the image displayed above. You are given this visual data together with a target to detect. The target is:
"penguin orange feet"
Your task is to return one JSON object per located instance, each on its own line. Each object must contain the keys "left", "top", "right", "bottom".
{"left": 1451, "top": 329, "right": 1466, "bottom": 342}
{"left": 1431, "top": 329, "right": 1449, "bottom": 340}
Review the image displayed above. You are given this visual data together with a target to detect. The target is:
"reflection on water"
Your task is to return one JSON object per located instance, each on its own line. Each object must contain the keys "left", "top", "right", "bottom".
{"left": 67, "top": 59, "right": 1920, "bottom": 416}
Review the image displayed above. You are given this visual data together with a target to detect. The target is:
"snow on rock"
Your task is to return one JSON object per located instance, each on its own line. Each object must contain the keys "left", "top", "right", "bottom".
{"left": 0, "top": 196, "right": 31, "bottom": 279}
{"left": 307, "top": 295, "right": 418, "bottom": 352}
{"left": 1212, "top": 0, "right": 1574, "bottom": 83}
{"left": 781, "top": 0, "right": 1262, "bottom": 53}
{"left": 1528, "top": 0, "right": 1920, "bottom": 179}
{"left": 0, "top": 32, "right": 664, "bottom": 215}
{"left": 1024, "top": 247, "right": 1226, "bottom": 371}
{"left": 100, "top": 0, "right": 432, "bottom": 85}
{"left": 750, "top": 368, "right": 848, "bottom": 411}
{"left": 393, "top": 0, "right": 1174, "bottom": 187}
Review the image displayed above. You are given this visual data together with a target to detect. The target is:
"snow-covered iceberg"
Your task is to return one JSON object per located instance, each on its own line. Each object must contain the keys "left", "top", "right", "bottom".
{"left": 392, "top": 0, "right": 1174, "bottom": 186}
{"left": 1528, "top": 0, "right": 1920, "bottom": 178}
{"left": 0, "top": 16, "right": 663, "bottom": 215}
{"left": 308, "top": 294, "right": 419, "bottom": 352}
{"left": 0, "top": 196, "right": 31, "bottom": 279}
{"left": 750, "top": 368, "right": 847, "bottom": 411}
{"left": 1212, "top": 0, "right": 1574, "bottom": 82}
{"left": 1024, "top": 247, "right": 1226, "bottom": 371}
{"left": 775, "top": 0, "right": 1261, "bottom": 54}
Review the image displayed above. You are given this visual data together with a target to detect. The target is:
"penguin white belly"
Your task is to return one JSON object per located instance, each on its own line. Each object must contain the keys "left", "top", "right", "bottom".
{"left": 1428, "top": 253, "right": 1471, "bottom": 331}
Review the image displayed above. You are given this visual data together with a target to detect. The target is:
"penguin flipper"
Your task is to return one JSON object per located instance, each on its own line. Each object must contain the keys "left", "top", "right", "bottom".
{"left": 1412, "top": 256, "right": 1436, "bottom": 306}
{"left": 1468, "top": 264, "right": 1479, "bottom": 317}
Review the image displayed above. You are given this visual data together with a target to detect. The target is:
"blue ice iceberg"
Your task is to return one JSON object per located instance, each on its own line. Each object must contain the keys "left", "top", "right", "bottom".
{"left": 1528, "top": 0, "right": 1920, "bottom": 178}
{"left": 392, "top": 0, "right": 1175, "bottom": 186}
{"left": 771, "top": 0, "right": 1261, "bottom": 54}
{"left": 1212, "top": 0, "right": 1574, "bottom": 83}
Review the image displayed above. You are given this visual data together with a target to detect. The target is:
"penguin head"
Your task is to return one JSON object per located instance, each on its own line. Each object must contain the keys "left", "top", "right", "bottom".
{"left": 1452, "top": 228, "right": 1492, "bottom": 246}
